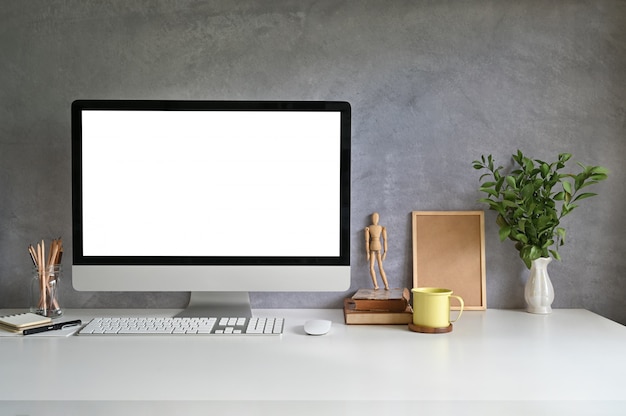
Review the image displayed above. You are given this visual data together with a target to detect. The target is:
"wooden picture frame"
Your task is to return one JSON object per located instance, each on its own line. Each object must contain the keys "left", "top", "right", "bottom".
{"left": 411, "top": 211, "right": 486, "bottom": 310}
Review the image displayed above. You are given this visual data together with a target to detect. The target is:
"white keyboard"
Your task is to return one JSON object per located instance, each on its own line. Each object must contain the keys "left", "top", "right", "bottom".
{"left": 78, "top": 316, "right": 284, "bottom": 336}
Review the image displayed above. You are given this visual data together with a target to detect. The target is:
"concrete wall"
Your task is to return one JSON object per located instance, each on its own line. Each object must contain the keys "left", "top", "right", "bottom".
{"left": 1, "top": 1, "right": 625, "bottom": 323}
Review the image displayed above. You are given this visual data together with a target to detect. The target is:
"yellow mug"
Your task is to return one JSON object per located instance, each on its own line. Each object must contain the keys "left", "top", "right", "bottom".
{"left": 411, "top": 287, "right": 464, "bottom": 328}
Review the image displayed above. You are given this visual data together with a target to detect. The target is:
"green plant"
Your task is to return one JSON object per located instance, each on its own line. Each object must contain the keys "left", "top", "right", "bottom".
{"left": 472, "top": 150, "right": 608, "bottom": 269}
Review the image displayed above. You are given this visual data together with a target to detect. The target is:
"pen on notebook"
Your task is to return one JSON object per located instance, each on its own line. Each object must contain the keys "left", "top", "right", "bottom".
{"left": 22, "top": 320, "right": 82, "bottom": 336}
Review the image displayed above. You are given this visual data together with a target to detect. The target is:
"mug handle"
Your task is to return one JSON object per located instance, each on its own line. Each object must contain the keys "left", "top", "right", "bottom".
{"left": 450, "top": 295, "right": 464, "bottom": 323}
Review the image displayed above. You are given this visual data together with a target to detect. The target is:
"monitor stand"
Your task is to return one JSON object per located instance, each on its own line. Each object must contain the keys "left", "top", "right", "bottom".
{"left": 175, "top": 292, "right": 253, "bottom": 318}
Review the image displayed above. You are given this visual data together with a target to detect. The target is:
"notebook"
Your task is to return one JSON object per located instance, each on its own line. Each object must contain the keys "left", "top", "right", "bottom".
{"left": 0, "top": 312, "right": 52, "bottom": 333}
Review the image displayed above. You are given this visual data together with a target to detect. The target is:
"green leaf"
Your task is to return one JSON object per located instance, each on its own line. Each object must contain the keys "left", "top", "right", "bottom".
{"left": 572, "top": 192, "right": 597, "bottom": 202}
{"left": 590, "top": 173, "right": 608, "bottom": 181}
{"left": 495, "top": 176, "right": 505, "bottom": 192}
{"left": 520, "top": 246, "right": 532, "bottom": 269}
{"left": 550, "top": 250, "right": 562, "bottom": 261}
{"left": 564, "top": 203, "right": 579, "bottom": 214}
{"left": 523, "top": 157, "right": 534, "bottom": 174}
{"left": 479, "top": 198, "right": 504, "bottom": 213}
{"left": 513, "top": 233, "right": 528, "bottom": 244}
{"left": 503, "top": 190, "right": 517, "bottom": 200}
{"left": 480, "top": 187, "right": 499, "bottom": 198}
{"left": 506, "top": 175, "right": 516, "bottom": 188}
{"left": 577, "top": 180, "right": 598, "bottom": 190}
{"left": 574, "top": 173, "right": 586, "bottom": 191}
{"left": 558, "top": 153, "right": 572, "bottom": 163}
{"left": 496, "top": 214, "right": 508, "bottom": 227}
{"left": 562, "top": 181, "right": 572, "bottom": 194}
{"left": 521, "top": 183, "right": 534, "bottom": 200}
{"left": 529, "top": 245, "right": 542, "bottom": 260}
{"left": 590, "top": 166, "right": 609, "bottom": 175}
{"left": 499, "top": 226, "right": 511, "bottom": 241}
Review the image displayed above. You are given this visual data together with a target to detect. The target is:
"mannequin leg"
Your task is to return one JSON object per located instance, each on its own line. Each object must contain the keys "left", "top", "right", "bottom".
{"left": 369, "top": 254, "right": 379, "bottom": 289}
{"left": 376, "top": 252, "right": 389, "bottom": 290}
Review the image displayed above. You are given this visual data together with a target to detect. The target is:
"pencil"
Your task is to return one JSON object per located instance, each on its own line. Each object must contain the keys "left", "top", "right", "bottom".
{"left": 37, "top": 242, "right": 45, "bottom": 310}
{"left": 28, "top": 245, "right": 37, "bottom": 266}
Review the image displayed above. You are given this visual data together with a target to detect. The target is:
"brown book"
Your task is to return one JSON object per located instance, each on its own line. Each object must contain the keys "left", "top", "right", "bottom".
{"left": 343, "top": 299, "right": 413, "bottom": 325}
{"left": 345, "top": 288, "right": 410, "bottom": 312}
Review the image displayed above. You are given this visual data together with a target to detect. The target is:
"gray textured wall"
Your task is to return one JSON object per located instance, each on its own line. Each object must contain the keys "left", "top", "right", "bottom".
{"left": 1, "top": 1, "right": 625, "bottom": 323}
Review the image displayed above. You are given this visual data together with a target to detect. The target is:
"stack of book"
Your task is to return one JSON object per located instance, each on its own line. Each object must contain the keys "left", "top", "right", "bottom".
{"left": 343, "top": 288, "right": 413, "bottom": 324}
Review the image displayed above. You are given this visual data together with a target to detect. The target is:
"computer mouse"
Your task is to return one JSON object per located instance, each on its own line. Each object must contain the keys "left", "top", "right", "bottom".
{"left": 303, "top": 319, "right": 332, "bottom": 336}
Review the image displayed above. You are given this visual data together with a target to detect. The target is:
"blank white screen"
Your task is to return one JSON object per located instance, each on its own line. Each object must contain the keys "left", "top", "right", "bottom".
{"left": 81, "top": 110, "right": 341, "bottom": 257}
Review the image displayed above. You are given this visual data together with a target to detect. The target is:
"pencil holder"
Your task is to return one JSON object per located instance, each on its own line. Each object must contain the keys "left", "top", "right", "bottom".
{"left": 31, "top": 265, "right": 63, "bottom": 318}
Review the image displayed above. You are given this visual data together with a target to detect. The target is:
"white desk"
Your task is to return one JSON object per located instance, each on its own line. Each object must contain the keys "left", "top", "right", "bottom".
{"left": 1, "top": 308, "right": 625, "bottom": 416}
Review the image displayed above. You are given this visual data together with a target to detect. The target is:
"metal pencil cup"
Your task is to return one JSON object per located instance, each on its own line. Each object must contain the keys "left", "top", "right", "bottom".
{"left": 31, "top": 265, "right": 63, "bottom": 317}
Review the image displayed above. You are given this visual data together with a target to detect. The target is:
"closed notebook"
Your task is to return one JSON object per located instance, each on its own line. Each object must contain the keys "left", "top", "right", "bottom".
{"left": 0, "top": 313, "right": 52, "bottom": 332}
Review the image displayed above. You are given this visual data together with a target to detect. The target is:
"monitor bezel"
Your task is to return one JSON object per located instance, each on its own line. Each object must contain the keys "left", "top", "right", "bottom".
{"left": 71, "top": 100, "right": 351, "bottom": 269}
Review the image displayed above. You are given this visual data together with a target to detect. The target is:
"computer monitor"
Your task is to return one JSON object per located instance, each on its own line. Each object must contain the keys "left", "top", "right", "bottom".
{"left": 71, "top": 100, "right": 351, "bottom": 317}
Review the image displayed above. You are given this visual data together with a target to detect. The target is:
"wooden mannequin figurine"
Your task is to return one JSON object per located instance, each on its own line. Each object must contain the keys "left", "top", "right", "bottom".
{"left": 365, "top": 212, "right": 390, "bottom": 290}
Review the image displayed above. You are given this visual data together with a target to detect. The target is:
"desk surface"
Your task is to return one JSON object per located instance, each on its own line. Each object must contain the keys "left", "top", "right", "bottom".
{"left": 1, "top": 308, "right": 625, "bottom": 415}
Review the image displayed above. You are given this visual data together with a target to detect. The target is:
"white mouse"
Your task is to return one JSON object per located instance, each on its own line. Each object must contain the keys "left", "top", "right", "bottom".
{"left": 303, "top": 319, "right": 332, "bottom": 336}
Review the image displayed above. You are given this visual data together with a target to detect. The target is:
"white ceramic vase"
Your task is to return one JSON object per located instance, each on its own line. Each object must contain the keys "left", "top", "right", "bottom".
{"left": 524, "top": 257, "right": 554, "bottom": 314}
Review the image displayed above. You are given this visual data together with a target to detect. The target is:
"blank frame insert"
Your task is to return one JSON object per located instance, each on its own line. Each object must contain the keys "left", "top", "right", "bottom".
{"left": 412, "top": 211, "right": 486, "bottom": 310}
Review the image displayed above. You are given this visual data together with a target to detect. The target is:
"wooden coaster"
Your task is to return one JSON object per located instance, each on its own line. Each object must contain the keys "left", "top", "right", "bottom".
{"left": 408, "top": 323, "right": 453, "bottom": 333}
